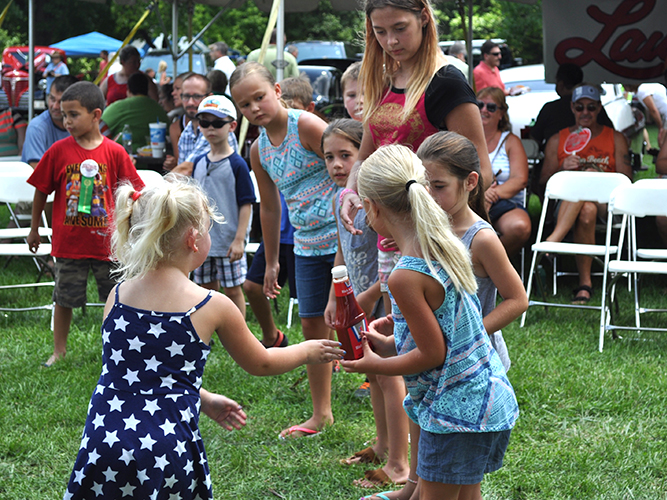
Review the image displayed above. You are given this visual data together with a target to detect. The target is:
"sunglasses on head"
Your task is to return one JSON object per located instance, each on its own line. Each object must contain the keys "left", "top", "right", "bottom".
{"left": 477, "top": 101, "right": 499, "bottom": 113}
{"left": 574, "top": 103, "right": 599, "bottom": 112}
{"left": 199, "top": 118, "right": 233, "bottom": 129}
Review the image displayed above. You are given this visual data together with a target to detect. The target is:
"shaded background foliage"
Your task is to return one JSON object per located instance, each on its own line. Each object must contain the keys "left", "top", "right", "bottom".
{"left": 1, "top": 0, "right": 543, "bottom": 65}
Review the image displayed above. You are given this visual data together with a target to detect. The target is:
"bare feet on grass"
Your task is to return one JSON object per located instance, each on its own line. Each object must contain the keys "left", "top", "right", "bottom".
{"left": 43, "top": 352, "right": 65, "bottom": 367}
{"left": 360, "top": 478, "right": 418, "bottom": 500}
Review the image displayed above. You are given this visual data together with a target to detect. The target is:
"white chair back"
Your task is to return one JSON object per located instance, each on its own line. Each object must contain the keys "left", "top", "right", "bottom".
{"left": 0, "top": 161, "right": 33, "bottom": 176}
{"left": 611, "top": 179, "right": 667, "bottom": 218}
{"left": 544, "top": 171, "right": 631, "bottom": 204}
{"left": 0, "top": 172, "right": 40, "bottom": 204}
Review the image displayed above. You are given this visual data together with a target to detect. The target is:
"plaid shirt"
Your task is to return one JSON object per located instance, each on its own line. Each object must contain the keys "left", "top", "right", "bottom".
{"left": 178, "top": 120, "right": 239, "bottom": 162}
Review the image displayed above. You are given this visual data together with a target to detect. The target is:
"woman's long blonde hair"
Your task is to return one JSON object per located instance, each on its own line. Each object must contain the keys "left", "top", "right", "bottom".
{"left": 111, "top": 173, "right": 223, "bottom": 281}
{"left": 357, "top": 144, "right": 477, "bottom": 294}
{"left": 360, "top": 0, "right": 442, "bottom": 124}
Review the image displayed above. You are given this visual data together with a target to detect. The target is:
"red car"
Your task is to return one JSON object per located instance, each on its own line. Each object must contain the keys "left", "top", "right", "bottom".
{"left": 0, "top": 46, "right": 66, "bottom": 111}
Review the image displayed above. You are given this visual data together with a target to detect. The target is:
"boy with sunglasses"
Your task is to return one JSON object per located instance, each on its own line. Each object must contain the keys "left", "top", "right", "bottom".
{"left": 191, "top": 95, "right": 256, "bottom": 315}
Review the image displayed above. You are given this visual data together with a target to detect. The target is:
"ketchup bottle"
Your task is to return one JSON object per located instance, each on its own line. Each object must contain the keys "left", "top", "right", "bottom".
{"left": 332, "top": 265, "right": 367, "bottom": 360}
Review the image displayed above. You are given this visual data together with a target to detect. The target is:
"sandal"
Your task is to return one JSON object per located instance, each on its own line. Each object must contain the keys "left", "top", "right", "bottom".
{"left": 572, "top": 285, "right": 593, "bottom": 304}
{"left": 340, "top": 446, "right": 383, "bottom": 466}
{"left": 355, "top": 467, "right": 407, "bottom": 488}
{"left": 261, "top": 330, "right": 288, "bottom": 348}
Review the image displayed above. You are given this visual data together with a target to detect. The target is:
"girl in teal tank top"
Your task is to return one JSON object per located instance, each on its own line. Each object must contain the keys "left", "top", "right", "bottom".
{"left": 231, "top": 62, "right": 339, "bottom": 439}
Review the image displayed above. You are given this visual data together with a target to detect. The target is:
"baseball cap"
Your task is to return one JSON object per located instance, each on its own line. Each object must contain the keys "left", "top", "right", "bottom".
{"left": 572, "top": 85, "right": 600, "bottom": 102}
{"left": 196, "top": 95, "right": 237, "bottom": 121}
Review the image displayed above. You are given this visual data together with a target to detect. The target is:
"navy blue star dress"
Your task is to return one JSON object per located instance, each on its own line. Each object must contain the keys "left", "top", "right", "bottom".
{"left": 64, "top": 286, "right": 214, "bottom": 500}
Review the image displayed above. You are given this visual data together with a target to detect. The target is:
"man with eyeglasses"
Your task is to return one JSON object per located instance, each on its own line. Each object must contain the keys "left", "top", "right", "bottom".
{"left": 167, "top": 73, "right": 238, "bottom": 174}
{"left": 540, "top": 84, "right": 632, "bottom": 305}
{"left": 473, "top": 40, "right": 507, "bottom": 93}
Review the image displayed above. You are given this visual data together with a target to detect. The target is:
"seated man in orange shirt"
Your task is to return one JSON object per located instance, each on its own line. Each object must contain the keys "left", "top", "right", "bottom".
{"left": 540, "top": 84, "right": 632, "bottom": 304}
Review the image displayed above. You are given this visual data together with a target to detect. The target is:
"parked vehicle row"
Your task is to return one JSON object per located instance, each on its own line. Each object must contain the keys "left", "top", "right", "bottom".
{"left": 0, "top": 46, "right": 65, "bottom": 112}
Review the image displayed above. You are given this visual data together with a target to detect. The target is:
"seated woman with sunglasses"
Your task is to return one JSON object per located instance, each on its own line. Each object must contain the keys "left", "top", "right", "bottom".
{"left": 540, "top": 83, "right": 632, "bottom": 304}
{"left": 478, "top": 87, "right": 532, "bottom": 260}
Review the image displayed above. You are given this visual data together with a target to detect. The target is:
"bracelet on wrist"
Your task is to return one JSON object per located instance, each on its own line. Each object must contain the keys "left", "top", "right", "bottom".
{"left": 338, "top": 188, "right": 357, "bottom": 205}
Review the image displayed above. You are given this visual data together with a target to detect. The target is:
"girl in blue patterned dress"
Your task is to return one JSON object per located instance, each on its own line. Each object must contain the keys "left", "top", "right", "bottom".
{"left": 230, "top": 63, "right": 340, "bottom": 439}
{"left": 342, "top": 145, "right": 519, "bottom": 500}
{"left": 63, "top": 174, "right": 344, "bottom": 500}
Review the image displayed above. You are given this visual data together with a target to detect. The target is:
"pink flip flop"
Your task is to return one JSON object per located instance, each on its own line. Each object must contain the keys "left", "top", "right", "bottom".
{"left": 278, "top": 425, "right": 321, "bottom": 440}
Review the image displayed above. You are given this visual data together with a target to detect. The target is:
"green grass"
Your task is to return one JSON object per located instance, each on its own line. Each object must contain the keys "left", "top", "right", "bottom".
{"left": 2, "top": 213, "right": 667, "bottom": 498}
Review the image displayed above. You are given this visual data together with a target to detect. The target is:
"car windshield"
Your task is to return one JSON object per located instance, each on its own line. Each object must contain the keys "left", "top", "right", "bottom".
{"left": 140, "top": 54, "right": 207, "bottom": 76}
{"left": 300, "top": 67, "right": 333, "bottom": 97}
{"left": 291, "top": 42, "right": 347, "bottom": 62}
{"left": 505, "top": 80, "right": 556, "bottom": 92}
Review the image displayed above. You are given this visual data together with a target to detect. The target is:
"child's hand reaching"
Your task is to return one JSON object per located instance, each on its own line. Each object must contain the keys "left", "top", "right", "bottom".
{"left": 200, "top": 389, "right": 247, "bottom": 431}
{"left": 303, "top": 339, "right": 346, "bottom": 364}
{"left": 340, "top": 334, "right": 383, "bottom": 373}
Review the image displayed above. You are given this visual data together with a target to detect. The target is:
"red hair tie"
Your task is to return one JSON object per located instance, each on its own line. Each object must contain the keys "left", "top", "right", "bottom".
{"left": 131, "top": 191, "right": 142, "bottom": 201}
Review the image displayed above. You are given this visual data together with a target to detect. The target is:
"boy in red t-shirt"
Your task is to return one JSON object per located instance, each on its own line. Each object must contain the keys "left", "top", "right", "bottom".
{"left": 27, "top": 81, "right": 144, "bottom": 367}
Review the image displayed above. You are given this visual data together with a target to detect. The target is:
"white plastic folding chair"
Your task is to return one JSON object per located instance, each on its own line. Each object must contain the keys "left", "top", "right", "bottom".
{"left": 0, "top": 171, "right": 55, "bottom": 316}
{"left": 0, "top": 162, "right": 39, "bottom": 229}
{"left": 599, "top": 180, "right": 667, "bottom": 351}
{"left": 521, "top": 171, "right": 631, "bottom": 327}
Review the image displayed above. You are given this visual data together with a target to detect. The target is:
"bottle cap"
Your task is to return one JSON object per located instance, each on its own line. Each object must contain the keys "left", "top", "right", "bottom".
{"left": 331, "top": 265, "right": 348, "bottom": 279}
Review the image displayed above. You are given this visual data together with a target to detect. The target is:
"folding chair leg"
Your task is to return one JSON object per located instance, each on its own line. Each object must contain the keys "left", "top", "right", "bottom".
{"left": 521, "top": 249, "right": 541, "bottom": 327}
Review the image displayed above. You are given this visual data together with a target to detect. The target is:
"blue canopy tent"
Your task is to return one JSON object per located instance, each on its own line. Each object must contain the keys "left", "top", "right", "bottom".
{"left": 51, "top": 31, "right": 123, "bottom": 58}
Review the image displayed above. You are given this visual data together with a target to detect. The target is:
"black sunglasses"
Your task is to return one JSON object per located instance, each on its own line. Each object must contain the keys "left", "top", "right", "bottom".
{"left": 477, "top": 101, "right": 499, "bottom": 113}
{"left": 199, "top": 118, "right": 233, "bottom": 129}
{"left": 489, "top": 51, "right": 502, "bottom": 57}
{"left": 574, "top": 103, "right": 599, "bottom": 112}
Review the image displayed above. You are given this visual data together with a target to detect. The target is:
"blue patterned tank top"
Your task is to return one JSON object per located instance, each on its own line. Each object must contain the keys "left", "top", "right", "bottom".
{"left": 390, "top": 255, "right": 519, "bottom": 434}
{"left": 257, "top": 109, "right": 337, "bottom": 256}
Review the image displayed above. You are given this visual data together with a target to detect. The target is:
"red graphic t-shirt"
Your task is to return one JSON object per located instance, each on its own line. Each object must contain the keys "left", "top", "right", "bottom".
{"left": 28, "top": 136, "right": 143, "bottom": 260}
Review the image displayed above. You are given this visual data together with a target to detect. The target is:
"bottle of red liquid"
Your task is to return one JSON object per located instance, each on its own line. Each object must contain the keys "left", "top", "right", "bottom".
{"left": 332, "top": 265, "right": 367, "bottom": 360}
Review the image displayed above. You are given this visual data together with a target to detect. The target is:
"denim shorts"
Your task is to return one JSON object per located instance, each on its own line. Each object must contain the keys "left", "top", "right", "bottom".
{"left": 53, "top": 258, "right": 116, "bottom": 308}
{"left": 294, "top": 253, "right": 335, "bottom": 318}
{"left": 488, "top": 198, "right": 528, "bottom": 224}
{"left": 417, "top": 429, "right": 511, "bottom": 485}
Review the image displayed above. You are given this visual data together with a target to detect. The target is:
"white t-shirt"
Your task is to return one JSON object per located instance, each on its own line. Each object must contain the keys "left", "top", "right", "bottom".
{"left": 636, "top": 83, "right": 667, "bottom": 125}
{"left": 444, "top": 55, "right": 469, "bottom": 82}
{"left": 213, "top": 56, "right": 236, "bottom": 93}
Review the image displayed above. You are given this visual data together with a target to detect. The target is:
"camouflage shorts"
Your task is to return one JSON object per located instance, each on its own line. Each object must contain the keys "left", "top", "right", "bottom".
{"left": 53, "top": 258, "right": 117, "bottom": 308}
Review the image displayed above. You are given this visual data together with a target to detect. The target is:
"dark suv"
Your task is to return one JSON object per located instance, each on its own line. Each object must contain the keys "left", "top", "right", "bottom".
{"left": 0, "top": 46, "right": 64, "bottom": 112}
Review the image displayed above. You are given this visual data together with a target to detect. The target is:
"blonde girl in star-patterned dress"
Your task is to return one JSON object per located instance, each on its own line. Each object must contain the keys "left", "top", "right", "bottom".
{"left": 63, "top": 174, "right": 344, "bottom": 500}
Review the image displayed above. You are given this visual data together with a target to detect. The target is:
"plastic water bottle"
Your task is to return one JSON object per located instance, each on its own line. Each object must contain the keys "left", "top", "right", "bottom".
{"left": 122, "top": 124, "right": 132, "bottom": 154}
{"left": 332, "top": 265, "right": 367, "bottom": 360}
